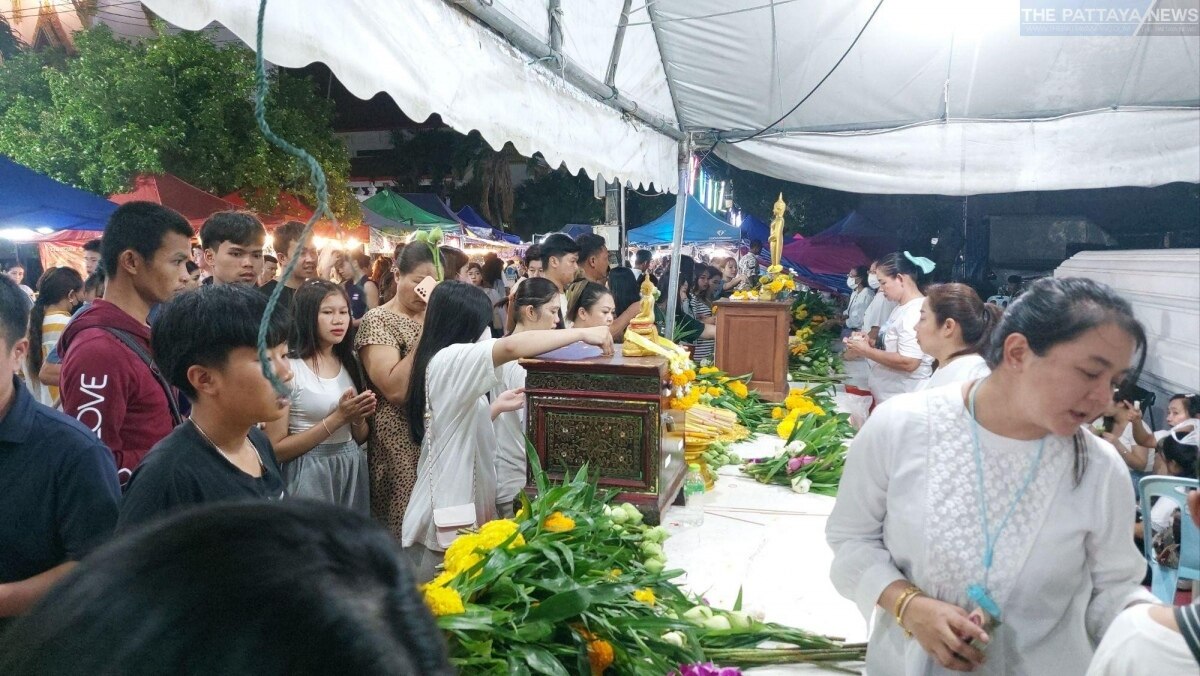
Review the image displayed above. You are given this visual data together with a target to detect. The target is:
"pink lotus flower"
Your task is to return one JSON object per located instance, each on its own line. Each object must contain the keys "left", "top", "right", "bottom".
{"left": 676, "top": 663, "right": 744, "bottom": 676}
{"left": 786, "top": 455, "right": 817, "bottom": 474}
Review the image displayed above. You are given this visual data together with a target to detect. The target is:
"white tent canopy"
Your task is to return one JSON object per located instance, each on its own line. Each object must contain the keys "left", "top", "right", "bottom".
{"left": 140, "top": 0, "right": 1199, "bottom": 196}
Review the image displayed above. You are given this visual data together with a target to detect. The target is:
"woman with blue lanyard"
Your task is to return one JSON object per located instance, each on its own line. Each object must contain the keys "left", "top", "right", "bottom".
{"left": 827, "top": 277, "right": 1156, "bottom": 674}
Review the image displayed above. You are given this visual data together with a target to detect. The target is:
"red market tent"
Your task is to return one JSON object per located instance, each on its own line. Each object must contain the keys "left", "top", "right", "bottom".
{"left": 110, "top": 174, "right": 237, "bottom": 230}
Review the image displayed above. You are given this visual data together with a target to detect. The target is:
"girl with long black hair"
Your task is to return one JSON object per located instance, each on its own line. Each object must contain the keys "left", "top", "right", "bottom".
{"left": 265, "top": 280, "right": 376, "bottom": 513}
{"left": 400, "top": 281, "right": 612, "bottom": 580}
{"left": 24, "top": 267, "right": 83, "bottom": 408}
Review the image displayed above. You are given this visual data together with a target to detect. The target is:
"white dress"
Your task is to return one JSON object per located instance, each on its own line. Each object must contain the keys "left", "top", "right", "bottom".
{"left": 491, "top": 360, "right": 528, "bottom": 515}
{"left": 867, "top": 297, "right": 933, "bottom": 403}
{"left": 826, "top": 384, "right": 1156, "bottom": 676}
{"left": 402, "top": 339, "right": 502, "bottom": 551}
{"left": 920, "top": 354, "right": 990, "bottom": 390}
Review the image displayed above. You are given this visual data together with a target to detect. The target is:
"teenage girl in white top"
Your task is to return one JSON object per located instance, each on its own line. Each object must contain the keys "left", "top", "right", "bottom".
{"left": 844, "top": 252, "right": 935, "bottom": 404}
{"left": 914, "top": 283, "right": 1001, "bottom": 390}
{"left": 266, "top": 280, "right": 376, "bottom": 513}
{"left": 491, "top": 277, "right": 560, "bottom": 518}
{"left": 400, "top": 281, "right": 613, "bottom": 581}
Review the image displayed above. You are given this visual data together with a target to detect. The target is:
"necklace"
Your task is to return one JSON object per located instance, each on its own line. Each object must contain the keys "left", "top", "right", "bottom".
{"left": 192, "top": 419, "right": 265, "bottom": 474}
{"left": 965, "top": 378, "right": 1046, "bottom": 620}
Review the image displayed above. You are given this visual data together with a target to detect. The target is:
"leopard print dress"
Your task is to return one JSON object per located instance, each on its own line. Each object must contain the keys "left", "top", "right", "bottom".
{"left": 354, "top": 307, "right": 422, "bottom": 541}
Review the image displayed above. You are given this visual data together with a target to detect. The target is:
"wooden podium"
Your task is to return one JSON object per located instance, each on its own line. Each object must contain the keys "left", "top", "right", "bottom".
{"left": 713, "top": 299, "right": 791, "bottom": 402}
{"left": 520, "top": 353, "right": 686, "bottom": 524}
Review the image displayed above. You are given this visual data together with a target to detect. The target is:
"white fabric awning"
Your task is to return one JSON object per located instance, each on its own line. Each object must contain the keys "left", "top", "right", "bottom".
{"left": 138, "top": 0, "right": 1200, "bottom": 195}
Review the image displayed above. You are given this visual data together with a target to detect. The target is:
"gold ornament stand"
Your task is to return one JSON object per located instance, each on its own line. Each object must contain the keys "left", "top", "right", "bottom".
{"left": 713, "top": 299, "right": 791, "bottom": 402}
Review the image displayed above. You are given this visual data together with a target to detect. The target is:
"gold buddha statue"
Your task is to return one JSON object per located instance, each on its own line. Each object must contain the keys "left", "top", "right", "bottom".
{"left": 622, "top": 274, "right": 660, "bottom": 356}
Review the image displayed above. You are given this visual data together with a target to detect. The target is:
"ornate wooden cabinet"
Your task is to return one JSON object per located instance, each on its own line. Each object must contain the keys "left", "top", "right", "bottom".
{"left": 713, "top": 299, "right": 791, "bottom": 402}
{"left": 521, "top": 353, "right": 685, "bottom": 524}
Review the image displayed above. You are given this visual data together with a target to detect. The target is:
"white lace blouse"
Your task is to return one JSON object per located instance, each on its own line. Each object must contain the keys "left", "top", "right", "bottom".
{"left": 826, "top": 384, "right": 1155, "bottom": 676}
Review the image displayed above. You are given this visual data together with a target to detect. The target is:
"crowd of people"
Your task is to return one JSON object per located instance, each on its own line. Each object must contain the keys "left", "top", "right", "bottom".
{"left": 0, "top": 201, "right": 1196, "bottom": 673}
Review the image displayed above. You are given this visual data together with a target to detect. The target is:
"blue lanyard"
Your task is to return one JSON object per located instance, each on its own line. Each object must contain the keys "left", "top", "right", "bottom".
{"left": 967, "top": 379, "right": 1046, "bottom": 590}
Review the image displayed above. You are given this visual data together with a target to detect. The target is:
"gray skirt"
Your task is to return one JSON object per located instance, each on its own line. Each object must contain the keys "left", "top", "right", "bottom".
{"left": 282, "top": 439, "right": 370, "bottom": 515}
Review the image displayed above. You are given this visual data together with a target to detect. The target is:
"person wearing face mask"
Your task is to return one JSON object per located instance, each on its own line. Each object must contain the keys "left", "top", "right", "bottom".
{"left": 23, "top": 268, "right": 84, "bottom": 409}
{"left": 829, "top": 276, "right": 1158, "bottom": 676}
{"left": 842, "top": 265, "right": 875, "bottom": 335}
{"left": 859, "top": 261, "right": 898, "bottom": 347}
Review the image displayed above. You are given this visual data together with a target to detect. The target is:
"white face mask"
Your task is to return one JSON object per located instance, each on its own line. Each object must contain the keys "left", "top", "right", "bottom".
{"left": 867, "top": 273, "right": 880, "bottom": 289}
{"left": 846, "top": 276, "right": 858, "bottom": 290}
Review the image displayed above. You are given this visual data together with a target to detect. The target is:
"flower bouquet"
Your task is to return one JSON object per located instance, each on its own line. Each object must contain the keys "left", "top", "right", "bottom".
{"left": 755, "top": 265, "right": 797, "bottom": 301}
{"left": 742, "top": 407, "right": 853, "bottom": 496}
{"left": 424, "top": 443, "right": 866, "bottom": 674}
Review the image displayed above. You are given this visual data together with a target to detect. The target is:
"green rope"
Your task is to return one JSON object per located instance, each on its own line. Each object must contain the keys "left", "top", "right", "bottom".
{"left": 252, "top": 0, "right": 334, "bottom": 395}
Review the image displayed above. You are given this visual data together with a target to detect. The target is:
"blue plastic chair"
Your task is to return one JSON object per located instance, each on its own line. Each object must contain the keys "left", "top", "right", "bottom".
{"left": 1138, "top": 475, "right": 1199, "bottom": 603}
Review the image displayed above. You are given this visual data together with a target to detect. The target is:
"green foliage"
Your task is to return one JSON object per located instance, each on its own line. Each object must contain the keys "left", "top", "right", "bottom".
{"left": 0, "top": 14, "right": 24, "bottom": 61}
{"left": 513, "top": 165, "right": 604, "bottom": 238}
{"left": 0, "top": 25, "right": 357, "bottom": 220}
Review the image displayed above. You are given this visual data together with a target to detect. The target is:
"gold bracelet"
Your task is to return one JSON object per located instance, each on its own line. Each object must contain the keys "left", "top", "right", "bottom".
{"left": 896, "top": 589, "right": 924, "bottom": 638}
{"left": 891, "top": 585, "right": 921, "bottom": 619}
{"left": 321, "top": 418, "right": 333, "bottom": 436}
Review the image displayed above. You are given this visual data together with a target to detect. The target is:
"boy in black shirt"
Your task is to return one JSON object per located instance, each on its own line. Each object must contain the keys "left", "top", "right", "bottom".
{"left": 118, "top": 285, "right": 293, "bottom": 533}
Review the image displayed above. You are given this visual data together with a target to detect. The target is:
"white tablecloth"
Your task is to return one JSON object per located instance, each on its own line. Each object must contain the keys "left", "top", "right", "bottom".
{"left": 662, "top": 435, "right": 868, "bottom": 674}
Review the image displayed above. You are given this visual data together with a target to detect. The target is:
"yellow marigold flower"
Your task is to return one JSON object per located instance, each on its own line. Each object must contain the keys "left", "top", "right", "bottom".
{"left": 698, "top": 366, "right": 719, "bottom": 375}
{"left": 769, "top": 277, "right": 785, "bottom": 293}
{"left": 443, "top": 534, "right": 484, "bottom": 576}
{"left": 767, "top": 264, "right": 783, "bottom": 274}
{"left": 783, "top": 277, "right": 795, "bottom": 289}
{"left": 683, "top": 369, "right": 696, "bottom": 382}
{"left": 423, "top": 584, "right": 465, "bottom": 616}
{"left": 772, "top": 406, "right": 784, "bottom": 419}
{"left": 608, "top": 568, "right": 622, "bottom": 579}
{"left": 728, "top": 381, "right": 748, "bottom": 398}
{"left": 633, "top": 588, "right": 656, "bottom": 606}
{"left": 588, "top": 639, "right": 614, "bottom": 675}
{"left": 426, "top": 571, "right": 457, "bottom": 589}
{"left": 543, "top": 512, "right": 576, "bottom": 533}
{"left": 476, "top": 519, "right": 526, "bottom": 551}
{"left": 777, "top": 417, "right": 796, "bottom": 440}
{"left": 707, "top": 387, "right": 722, "bottom": 397}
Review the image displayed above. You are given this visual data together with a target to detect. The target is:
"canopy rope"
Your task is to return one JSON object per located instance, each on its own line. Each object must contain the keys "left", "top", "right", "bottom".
{"left": 252, "top": 0, "right": 335, "bottom": 394}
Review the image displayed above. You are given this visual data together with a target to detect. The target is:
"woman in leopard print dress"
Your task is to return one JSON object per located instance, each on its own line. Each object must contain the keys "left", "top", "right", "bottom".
{"left": 355, "top": 243, "right": 437, "bottom": 540}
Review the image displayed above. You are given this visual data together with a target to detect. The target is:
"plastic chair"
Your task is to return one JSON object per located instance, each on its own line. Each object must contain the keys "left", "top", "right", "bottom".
{"left": 1138, "top": 475, "right": 1199, "bottom": 603}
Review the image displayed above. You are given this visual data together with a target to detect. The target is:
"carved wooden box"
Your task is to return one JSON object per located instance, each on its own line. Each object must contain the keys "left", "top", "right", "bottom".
{"left": 714, "top": 299, "right": 791, "bottom": 402}
{"left": 520, "top": 353, "right": 685, "bottom": 524}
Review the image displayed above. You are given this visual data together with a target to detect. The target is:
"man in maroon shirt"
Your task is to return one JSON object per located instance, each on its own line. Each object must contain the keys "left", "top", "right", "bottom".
{"left": 59, "top": 202, "right": 193, "bottom": 486}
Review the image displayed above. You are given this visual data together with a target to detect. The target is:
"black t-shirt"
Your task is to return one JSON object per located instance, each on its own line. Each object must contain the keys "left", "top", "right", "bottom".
{"left": 345, "top": 278, "right": 368, "bottom": 319}
{"left": 116, "top": 422, "right": 284, "bottom": 534}
{"left": 258, "top": 280, "right": 296, "bottom": 311}
{"left": 0, "top": 376, "right": 120, "bottom": 584}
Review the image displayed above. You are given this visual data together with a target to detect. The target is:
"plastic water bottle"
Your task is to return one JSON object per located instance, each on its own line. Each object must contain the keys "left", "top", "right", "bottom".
{"left": 678, "top": 463, "right": 706, "bottom": 527}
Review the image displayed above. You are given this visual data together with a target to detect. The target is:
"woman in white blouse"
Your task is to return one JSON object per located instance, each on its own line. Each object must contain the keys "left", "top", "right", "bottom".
{"left": 842, "top": 265, "right": 875, "bottom": 333}
{"left": 400, "top": 281, "right": 613, "bottom": 581}
{"left": 844, "top": 252, "right": 934, "bottom": 404}
{"left": 915, "top": 283, "right": 1001, "bottom": 390}
{"left": 827, "top": 277, "right": 1156, "bottom": 675}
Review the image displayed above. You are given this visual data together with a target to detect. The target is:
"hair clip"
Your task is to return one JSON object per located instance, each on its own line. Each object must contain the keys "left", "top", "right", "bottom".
{"left": 903, "top": 251, "right": 936, "bottom": 274}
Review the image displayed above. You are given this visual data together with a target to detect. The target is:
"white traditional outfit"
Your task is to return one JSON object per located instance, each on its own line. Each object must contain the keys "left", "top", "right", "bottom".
{"left": 402, "top": 339, "right": 501, "bottom": 580}
{"left": 491, "top": 360, "right": 527, "bottom": 518}
{"left": 866, "top": 297, "right": 933, "bottom": 403}
{"left": 827, "top": 384, "right": 1155, "bottom": 676}
{"left": 920, "top": 354, "right": 991, "bottom": 390}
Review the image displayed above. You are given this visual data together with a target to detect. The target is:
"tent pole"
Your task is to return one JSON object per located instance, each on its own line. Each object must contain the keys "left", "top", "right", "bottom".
{"left": 451, "top": 0, "right": 682, "bottom": 141}
{"left": 664, "top": 133, "right": 693, "bottom": 342}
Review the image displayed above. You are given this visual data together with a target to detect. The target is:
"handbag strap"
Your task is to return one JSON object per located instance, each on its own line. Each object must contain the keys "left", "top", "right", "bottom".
{"left": 426, "top": 384, "right": 476, "bottom": 513}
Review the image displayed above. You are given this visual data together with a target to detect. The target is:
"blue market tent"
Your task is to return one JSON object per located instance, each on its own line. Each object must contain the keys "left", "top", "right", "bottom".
{"left": 401, "top": 192, "right": 466, "bottom": 225}
{"left": 810, "top": 210, "right": 898, "bottom": 259}
{"left": 559, "top": 224, "right": 594, "bottom": 239}
{"left": 740, "top": 212, "right": 770, "bottom": 245}
{"left": 457, "top": 206, "right": 522, "bottom": 244}
{"left": 0, "top": 155, "right": 116, "bottom": 232}
{"left": 627, "top": 195, "right": 738, "bottom": 245}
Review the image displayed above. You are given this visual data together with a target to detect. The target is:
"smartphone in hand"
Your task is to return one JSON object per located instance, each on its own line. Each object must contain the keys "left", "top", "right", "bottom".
{"left": 415, "top": 276, "right": 437, "bottom": 302}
